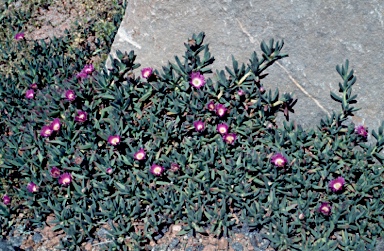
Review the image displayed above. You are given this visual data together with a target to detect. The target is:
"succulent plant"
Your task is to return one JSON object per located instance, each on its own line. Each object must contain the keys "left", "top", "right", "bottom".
{"left": 1, "top": 30, "right": 383, "bottom": 251}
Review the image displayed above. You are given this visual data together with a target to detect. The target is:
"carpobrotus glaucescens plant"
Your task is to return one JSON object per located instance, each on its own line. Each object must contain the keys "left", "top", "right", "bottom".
{"left": 1, "top": 32, "right": 384, "bottom": 251}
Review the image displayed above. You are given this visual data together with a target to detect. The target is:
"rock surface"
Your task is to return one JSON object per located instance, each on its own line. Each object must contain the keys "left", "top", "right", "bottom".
{"left": 109, "top": 0, "right": 384, "bottom": 133}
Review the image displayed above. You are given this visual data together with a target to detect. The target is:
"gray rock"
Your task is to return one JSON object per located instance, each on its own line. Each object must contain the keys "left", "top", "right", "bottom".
{"left": 376, "top": 237, "right": 384, "bottom": 251}
{"left": 232, "top": 242, "right": 244, "bottom": 251}
{"left": 96, "top": 227, "right": 110, "bottom": 239}
{"left": 168, "top": 237, "right": 179, "bottom": 249}
{"left": 6, "top": 236, "right": 22, "bottom": 247}
{"left": 32, "top": 232, "right": 43, "bottom": 244}
{"left": 109, "top": 0, "right": 384, "bottom": 135}
{"left": 0, "top": 240, "right": 14, "bottom": 251}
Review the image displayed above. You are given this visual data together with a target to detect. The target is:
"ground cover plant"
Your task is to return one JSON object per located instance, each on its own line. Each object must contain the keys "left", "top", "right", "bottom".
{"left": 1, "top": 1, "right": 384, "bottom": 251}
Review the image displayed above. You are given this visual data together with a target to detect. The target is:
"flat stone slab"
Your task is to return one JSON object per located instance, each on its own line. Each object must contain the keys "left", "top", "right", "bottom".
{"left": 109, "top": 0, "right": 384, "bottom": 136}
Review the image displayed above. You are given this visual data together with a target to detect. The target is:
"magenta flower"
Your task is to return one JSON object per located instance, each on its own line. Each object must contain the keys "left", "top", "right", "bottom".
{"left": 50, "top": 118, "right": 61, "bottom": 131}
{"left": 193, "top": 120, "right": 205, "bottom": 132}
{"left": 106, "top": 168, "right": 113, "bottom": 174}
{"left": 30, "top": 83, "right": 38, "bottom": 89}
{"left": 150, "top": 164, "right": 164, "bottom": 176}
{"left": 58, "top": 173, "right": 72, "bottom": 186}
{"left": 329, "top": 177, "right": 345, "bottom": 192}
{"left": 141, "top": 67, "right": 153, "bottom": 79}
{"left": 134, "top": 148, "right": 146, "bottom": 161}
{"left": 318, "top": 202, "right": 331, "bottom": 216}
{"left": 25, "top": 89, "right": 34, "bottom": 99}
{"left": 2, "top": 195, "right": 11, "bottom": 205}
{"left": 170, "top": 163, "right": 180, "bottom": 172}
{"left": 237, "top": 89, "right": 245, "bottom": 96}
{"left": 190, "top": 72, "right": 205, "bottom": 88}
{"left": 215, "top": 104, "right": 227, "bottom": 117}
{"left": 15, "top": 32, "right": 25, "bottom": 40}
{"left": 50, "top": 167, "right": 61, "bottom": 178}
{"left": 27, "top": 182, "right": 38, "bottom": 193}
{"left": 75, "top": 111, "right": 87, "bottom": 123}
{"left": 40, "top": 125, "right": 53, "bottom": 137}
{"left": 207, "top": 101, "right": 216, "bottom": 111}
{"left": 217, "top": 123, "right": 229, "bottom": 135}
{"left": 271, "top": 153, "right": 288, "bottom": 167}
{"left": 223, "top": 133, "right": 237, "bottom": 145}
{"left": 82, "top": 64, "right": 94, "bottom": 75}
{"left": 355, "top": 125, "right": 368, "bottom": 138}
{"left": 76, "top": 71, "right": 88, "bottom": 79}
{"left": 108, "top": 135, "right": 121, "bottom": 146}
{"left": 65, "top": 90, "right": 76, "bottom": 101}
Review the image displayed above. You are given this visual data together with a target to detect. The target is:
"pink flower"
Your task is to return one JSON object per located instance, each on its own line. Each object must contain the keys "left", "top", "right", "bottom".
{"left": 318, "top": 202, "right": 331, "bottom": 216}
{"left": 65, "top": 90, "right": 76, "bottom": 101}
{"left": 141, "top": 67, "right": 153, "bottom": 79}
{"left": 15, "top": 32, "right": 25, "bottom": 40}
{"left": 108, "top": 135, "right": 121, "bottom": 146}
{"left": 271, "top": 153, "right": 288, "bottom": 167}
{"left": 223, "top": 133, "right": 237, "bottom": 145}
{"left": 82, "top": 64, "right": 94, "bottom": 75}
{"left": 75, "top": 111, "right": 87, "bottom": 123}
{"left": 355, "top": 125, "right": 368, "bottom": 138}
{"left": 329, "top": 177, "right": 345, "bottom": 193}
{"left": 170, "top": 163, "right": 180, "bottom": 172}
{"left": 190, "top": 72, "right": 205, "bottom": 88}
{"left": 30, "top": 83, "right": 38, "bottom": 89}
{"left": 40, "top": 125, "right": 53, "bottom": 137}
{"left": 150, "top": 164, "right": 164, "bottom": 176}
{"left": 215, "top": 104, "right": 227, "bottom": 117}
{"left": 206, "top": 101, "right": 216, "bottom": 111}
{"left": 76, "top": 71, "right": 88, "bottom": 79}
{"left": 193, "top": 120, "right": 205, "bottom": 132}
{"left": 134, "top": 148, "right": 146, "bottom": 161}
{"left": 58, "top": 173, "right": 72, "bottom": 186}
{"left": 25, "top": 89, "right": 34, "bottom": 99}
{"left": 50, "top": 118, "right": 61, "bottom": 131}
{"left": 2, "top": 195, "right": 11, "bottom": 205}
{"left": 237, "top": 89, "right": 245, "bottom": 96}
{"left": 106, "top": 168, "right": 113, "bottom": 174}
{"left": 27, "top": 182, "right": 38, "bottom": 193}
{"left": 50, "top": 167, "right": 61, "bottom": 178}
{"left": 217, "top": 123, "right": 229, "bottom": 135}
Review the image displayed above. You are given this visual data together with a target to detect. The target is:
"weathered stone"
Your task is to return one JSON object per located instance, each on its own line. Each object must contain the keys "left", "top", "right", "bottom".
{"left": 109, "top": 0, "right": 384, "bottom": 133}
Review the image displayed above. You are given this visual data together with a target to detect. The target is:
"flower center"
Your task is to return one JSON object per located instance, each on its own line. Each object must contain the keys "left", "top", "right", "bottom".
{"left": 153, "top": 166, "right": 162, "bottom": 175}
{"left": 218, "top": 108, "right": 225, "bottom": 116}
{"left": 275, "top": 158, "right": 284, "bottom": 166}
{"left": 219, "top": 127, "right": 227, "bottom": 134}
{"left": 111, "top": 138, "right": 119, "bottom": 145}
{"left": 333, "top": 182, "right": 342, "bottom": 190}
{"left": 193, "top": 79, "right": 202, "bottom": 87}
{"left": 62, "top": 177, "right": 71, "bottom": 185}
{"left": 226, "top": 135, "right": 234, "bottom": 143}
{"left": 136, "top": 152, "right": 144, "bottom": 160}
{"left": 322, "top": 206, "right": 329, "bottom": 213}
{"left": 53, "top": 124, "right": 59, "bottom": 130}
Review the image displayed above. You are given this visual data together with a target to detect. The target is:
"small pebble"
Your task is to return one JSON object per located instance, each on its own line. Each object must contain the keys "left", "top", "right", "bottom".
{"left": 96, "top": 228, "right": 109, "bottom": 239}
{"left": 33, "top": 232, "right": 43, "bottom": 243}
{"left": 153, "top": 234, "right": 163, "bottom": 241}
{"left": 8, "top": 236, "right": 23, "bottom": 247}
{"left": 160, "top": 226, "right": 169, "bottom": 234}
{"left": 232, "top": 242, "right": 244, "bottom": 251}
{"left": 0, "top": 240, "right": 14, "bottom": 251}
{"left": 168, "top": 237, "right": 179, "bottom": 249}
